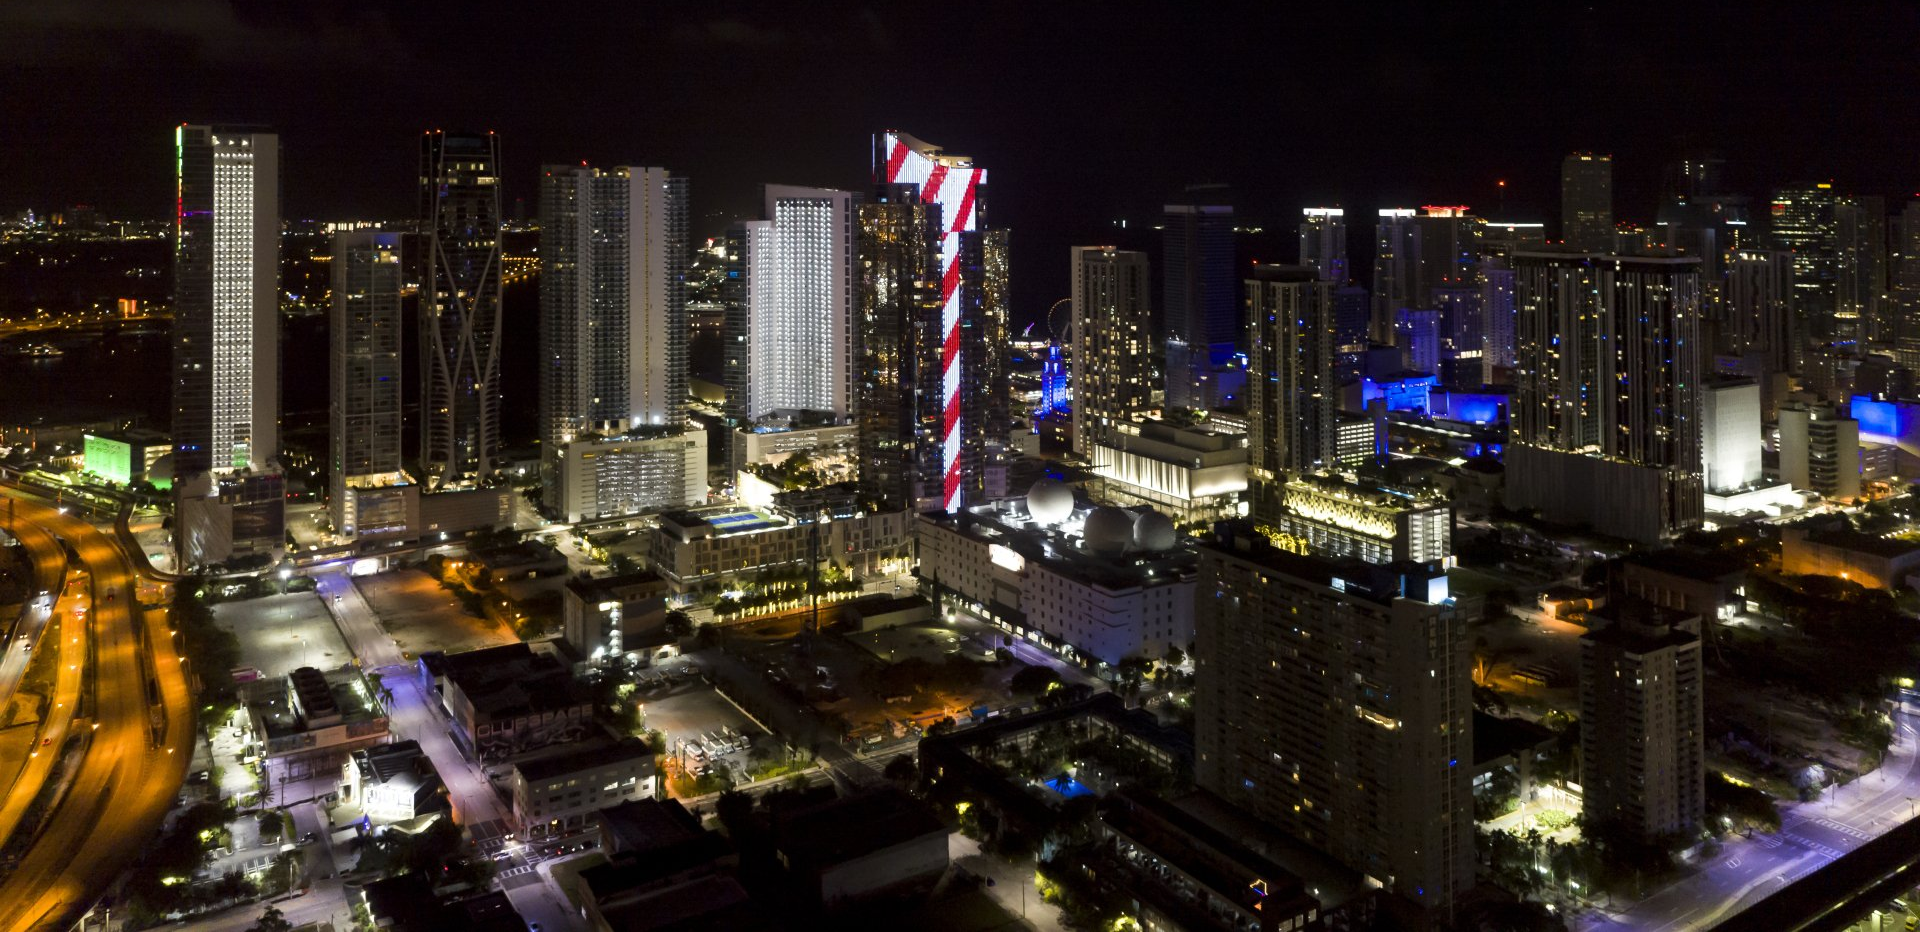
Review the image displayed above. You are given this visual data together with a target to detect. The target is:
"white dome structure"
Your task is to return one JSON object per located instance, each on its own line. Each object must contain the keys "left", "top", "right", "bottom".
{"left": 1082, "top": 506, "right": 1133, "bottom": 555}
{"left": 1026, "top": 478, "right": 1075, "bottom": 526}
{"left": 1132, "top": 510, "right": 1178, "bottom": 551}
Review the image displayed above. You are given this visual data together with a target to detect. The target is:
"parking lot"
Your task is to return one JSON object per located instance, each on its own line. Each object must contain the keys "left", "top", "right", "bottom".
{"left": 642, "top": 680, "right": 769, "bottom": 777}
{"left": 214, "top": 592, "right": 353, "bottom": 678}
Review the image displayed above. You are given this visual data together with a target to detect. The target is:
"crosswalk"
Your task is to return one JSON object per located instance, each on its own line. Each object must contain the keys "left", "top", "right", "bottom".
{"left": 1782, "top": 832, "right": 1845, "bottom": 859}
{"left": 1813, "top": 818, "right": 1870, "bottom": 841}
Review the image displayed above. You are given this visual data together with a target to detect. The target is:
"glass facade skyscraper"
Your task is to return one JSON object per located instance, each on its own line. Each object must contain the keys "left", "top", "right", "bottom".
{"left": 419, "top": 130, "right": 504, "bottom": 488}
{"left": 1163, "top": 186, "right": 1237, "bottom": 412}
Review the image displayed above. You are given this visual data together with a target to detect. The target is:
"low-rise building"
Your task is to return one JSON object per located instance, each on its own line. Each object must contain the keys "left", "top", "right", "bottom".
{"left": 1264, "top": 472, "right": 1453, "bottom": 565}
{"left": 243, "top": 665, "right": 389, "bottom": 763}
{"left": 575, "top": 799, "right": 764, "bottom": 931}
{"left": 342, "top": 740, "right": 445, "bottom": 824}
{"left": 838, "top": 594, "right": 933, "bottom": 632}
{"left": 175, "top": 469, "right": 286, "bottom": 568}
{"left": 1471, "top": 711, "right": 1558, "bottom": 820}
{"left": 916, "top": 487, "right": 1196, "bottom": 667}
{"left": 1088, "top": 420, "right": 1248, "bottom": 528}
{"left": 550, "top": 429, "right": 708, "bottom": 524}
{"left": 354, "top": 873, "right": 529, "bottom": 932}
{"left": 1098, "top": 791, "right": 1327, "bottom": 932}
{"left": 417, "top": 486, "right": 513, "bottom": 538}
{"left": 81, "top": 427, "right": 170, "bottom": 487}
{"left": 509, "top": 739, "right": 657, "bottom": 840}
{"left": 647, "top": 504, "right": 912, "bottom": 599}
{"left": 563, "top": 571, "right": 673, "bottom": 666}
{"left": 466, "top": 541, "right": 568, "bottom": 586}
{"left": 770, "top": 788, "right": 947, "bottom": 907}
{"left": 1619, "top": 549, "right": 1746, "bottom": 622}
{"left": 728, "top": 420, "right": 857, "bottom": 477}
{"left": 419, "top": 644, "right": 595, "bottom": 761}
{"left": 1781, "top": 524, "right": 1920, "bottom": 592}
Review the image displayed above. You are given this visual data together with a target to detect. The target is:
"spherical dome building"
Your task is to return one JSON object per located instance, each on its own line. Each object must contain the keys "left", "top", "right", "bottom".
{"left": 1082, "top": 505, "right": 1134, "bottom": 555}
{"left": 1132, "top": 510, "right": 1178, "bottom": 551}
{"left": 1026, "top": 477, "right": 1075, "bottom": 526}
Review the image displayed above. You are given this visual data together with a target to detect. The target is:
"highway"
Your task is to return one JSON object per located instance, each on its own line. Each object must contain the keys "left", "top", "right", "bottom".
{"left": 0, "top": 495, "right": 193, "bottom": 932}
{"left": 1581, "top": 703, "right": 1920, "bottom": 931}
{"left": 0, "top": 509, "right": 65, "bottom": 712}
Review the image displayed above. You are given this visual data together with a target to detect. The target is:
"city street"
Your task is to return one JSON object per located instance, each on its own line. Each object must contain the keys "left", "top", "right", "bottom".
{"left": 1584, "top": 705, "right": 1920, "bottom": 930}
{"left": 315, "top": 571, "right": 584, "bottom": 931}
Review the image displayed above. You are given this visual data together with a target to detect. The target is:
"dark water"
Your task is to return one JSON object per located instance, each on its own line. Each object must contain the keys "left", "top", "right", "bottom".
{"left": 0, "top": 280, "right": 548, "bottom": 452}
{"left": 0, "top": 327, "right": 173, "bottom": 428}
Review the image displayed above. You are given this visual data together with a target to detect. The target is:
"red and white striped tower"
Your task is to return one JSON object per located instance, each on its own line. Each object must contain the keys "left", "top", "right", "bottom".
{"left": 879, "top": 132, "right": 986, "bottom": 512}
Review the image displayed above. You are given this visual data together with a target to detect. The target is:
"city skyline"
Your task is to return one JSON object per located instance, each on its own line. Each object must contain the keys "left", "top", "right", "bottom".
{"left": 8, "top": 6, "right": 1920, "bottom": 932}
{"left": 7, "top": 4, "right": 1920, "bottom": 316}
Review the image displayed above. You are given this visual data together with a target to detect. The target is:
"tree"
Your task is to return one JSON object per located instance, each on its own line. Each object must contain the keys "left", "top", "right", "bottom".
{"left": 883, "top": 754, "right": 919, "bottom": 785}
{"left": 247, "top": 905, "right": 293, "bottom": 932}
{"left": 1009, "top": 664, "right": 1062, "bottom": 697}
{"left": 664, "top": 610, "right": 693, "bottom": 639}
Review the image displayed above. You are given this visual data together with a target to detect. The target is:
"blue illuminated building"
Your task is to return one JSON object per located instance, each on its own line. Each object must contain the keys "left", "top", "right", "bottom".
{"left": 1039, "top": 342, "right": 1070, "bottom": 419}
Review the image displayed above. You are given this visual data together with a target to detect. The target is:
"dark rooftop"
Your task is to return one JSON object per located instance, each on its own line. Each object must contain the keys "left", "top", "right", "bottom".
{"left": 771, "top": 788, "right": 943, "bottom": 870}
{"left": 1472, "top": 710, "right": 1556, "bottom": 767}
{"left": 1622, "top": 548, "right": 1745, "bottom": 581}
{"left": 597, "top": 799, "right": 703, "bottom": 856}
{"left": 513, "top": 739, "right": 653, "bottom": 783}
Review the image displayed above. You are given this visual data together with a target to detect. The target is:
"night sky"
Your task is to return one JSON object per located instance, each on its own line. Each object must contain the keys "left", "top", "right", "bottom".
{"left": 5, "top": 1, "right": 1919, "bottom": 324}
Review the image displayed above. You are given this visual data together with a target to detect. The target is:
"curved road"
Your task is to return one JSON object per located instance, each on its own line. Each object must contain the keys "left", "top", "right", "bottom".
{"left": 0, "top": 496, "right": 193, "bottom": 931}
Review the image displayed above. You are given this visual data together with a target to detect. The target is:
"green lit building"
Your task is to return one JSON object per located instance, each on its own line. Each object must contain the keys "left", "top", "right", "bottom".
{"left": 83, "top": 429, "right": 171, "bottom": 488}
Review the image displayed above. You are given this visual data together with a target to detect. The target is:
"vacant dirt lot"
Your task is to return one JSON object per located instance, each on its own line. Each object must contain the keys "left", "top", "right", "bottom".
{"left": 354, "top": 568, "right": 515, "bottom": 657}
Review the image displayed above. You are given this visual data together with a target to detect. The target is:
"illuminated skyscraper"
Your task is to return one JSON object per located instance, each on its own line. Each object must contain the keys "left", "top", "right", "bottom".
{"left": 172, "top": 124, "right": 280, "bottom": 477}
{"left": 1894, "top": 200, "right": 1920, "bottom": 369}
{"left": 330, "top": 231, "right": 414, "bottom": 539}
{"left": 1372, "top": 206, "right": 1484, "bottom": 346}
{"left": 1507, "top": 253, "right": 1703, "bottom": 541}
{"left": 738, "top": 186, "right": 857, "bottom": 421}
{"left": 1070, "top": 246, "right": 1152, "bottom": 454}
{"left": 1298, "top": 207, "right": 1348, "bottom": 283}
{"left": 1834, "top": 194, "right": 1887, "bottom": 345}
{"left": 1245, "top": 265, "right": 1334, "bottom": 519}
{"left": 538, "top": 164, "right": 699, "bottom": 521}
{"left": 539, "top": 163, "right": 689, "bottom": 446}
{"left": 172, "top": 124, "right": 284, "bottom": 567}
{"left": 1561, "top": 152, "right": 1613, "bottom": 251}
{"left": 860, "top": 131, "right": 1001, "bottom": 513}
{"left": 420, "top": 130, "right": 504, "bottom": 488}
{"left": 1164, "top": 185, "right": 1238, "bottom": 411}
{"left": 855, "top": 192, "right": 936, "bottom": 511}
{"left": 1372, "top": 209, "right": 1420, "bottom": 344}
{"left": 1478, "top": 258, "right": 1517, "bottom": 383}
{"left": 1770, "top": 182, "right": 1839, "bottom": 344}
